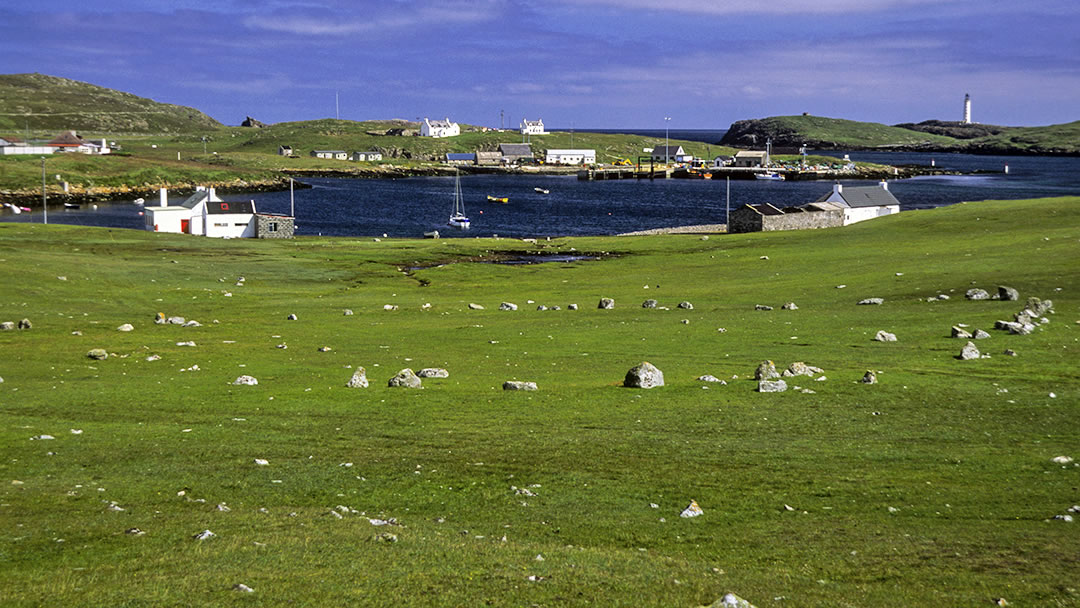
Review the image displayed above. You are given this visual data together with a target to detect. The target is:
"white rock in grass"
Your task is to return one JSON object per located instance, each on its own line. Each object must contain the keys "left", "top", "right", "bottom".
{"left": 680, "top": 500, "right": 703, "bottom": 518}
{"left": 232, "top": 584, "right": 254, "bottom": 593}
{"left": 193, "top": 529, "right": 216, "bottom": 541}
{"left": 31, "top": 435, "right": 55, "bottom": 440}
{"left": 254, "top": 458, "right": 269, "bottom": 466}
{"left": 346, "top": 367, "right": 369, "bottom": 388}
{"left": 233, "top": 375, "right": 258, "bottom": 386}
{"left": 711, "top": 593, "right": 757, "bottom": 608}
{"left": 623, "top": 362, "right": 664, "bottom": 388}
{"left": 873, "top": 330, "right": 897, "bottom": 342}
{"left": 117, "top": 323, "right": 134, "bottom": 332}
{"left": 176, "top": 341, "right": 196, "bottom": 347}
{"left": 1051, "top": 456, "right": 1073, "bottom": 464}
{"left": 418, "top": 368, "right": 449, "bottom": 378}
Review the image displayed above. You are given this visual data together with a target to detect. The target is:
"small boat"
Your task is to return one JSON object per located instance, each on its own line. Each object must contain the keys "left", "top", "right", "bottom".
{"left": 755, "top": 172, "right": 785, "bottom": 181}
{"left": 3, "top": 202, "right": 21, "bottom": 214}
{"left": 486, "top": 195, "right": 509, "bottom": 203}
{"left": 534, "top": 187, "right": 549, "bottom": 194}
{"left": 448, "top": 172, "right": 470, "bottom": 229}
{"left": 133, "top": 198, "right": 145, "bottom": 205}
{"left": 64, "top": 202, "right": 81, "bottom": 209}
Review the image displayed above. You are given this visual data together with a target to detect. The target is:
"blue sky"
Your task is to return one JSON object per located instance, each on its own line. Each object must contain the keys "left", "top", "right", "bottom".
{"left": 2, "top": 1, "right": 1078, "bottom": 129}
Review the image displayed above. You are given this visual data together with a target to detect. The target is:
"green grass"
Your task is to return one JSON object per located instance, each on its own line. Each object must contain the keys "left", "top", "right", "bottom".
{"left": 1, "top": 197, "right": 1078, "bottom": 606}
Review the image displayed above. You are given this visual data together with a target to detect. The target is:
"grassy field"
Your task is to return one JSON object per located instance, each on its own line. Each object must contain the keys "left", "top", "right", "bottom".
{"left": 1, "top": 197, "right": 1078, "bottom": 607}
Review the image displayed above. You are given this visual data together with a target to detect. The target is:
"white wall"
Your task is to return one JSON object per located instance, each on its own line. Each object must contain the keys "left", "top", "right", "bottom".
{"left": 844, "top": 205, "right": 899, "bottom": 225}
{"left": 144, "top": 207, "right": 188, "bottom": 233}
{"left": 204, "top": 214, "right": 256, "bottom": 238}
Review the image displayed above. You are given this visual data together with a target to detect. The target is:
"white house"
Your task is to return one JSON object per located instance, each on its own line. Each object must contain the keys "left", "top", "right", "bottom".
{"left": 0, "top": 137, "right": 54, "bottom": 155}
{"left": 421, "top": 118, "right": 460, "bottom": 138}
{"left": 311, "top": 150, "right": 347, "bottom": 160}
{"left": 520, "top": 118, "right": 546, "bottom": 135}
{"left": 733, "top": 150, "right": 768, "bottom": 167}
{"left": 46, "top": 131, "right": 110, "bottom": 154}
{"left": 813, "top": 182, "right": 901, "bottom": 225}
{"left": 351, "top": 150, "right": 383, "bottom": 161}
{"left": 545, "top": 149, "right": 596, "bottom": 165}
{"left": 278, "top": 145, "right": 294, "bottom": 156}
{"left": 143, "top": 187, "right": 294, "bottom": 238}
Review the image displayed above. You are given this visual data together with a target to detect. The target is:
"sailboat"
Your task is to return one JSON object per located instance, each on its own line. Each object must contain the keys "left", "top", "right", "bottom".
{"left": 447, "top": 172, "right": 470, "bottom": 229}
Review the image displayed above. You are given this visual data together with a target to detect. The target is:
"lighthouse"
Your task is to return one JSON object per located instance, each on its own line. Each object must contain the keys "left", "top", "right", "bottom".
{"left": 963, "top": 93, "right": 972, "bottom": 124}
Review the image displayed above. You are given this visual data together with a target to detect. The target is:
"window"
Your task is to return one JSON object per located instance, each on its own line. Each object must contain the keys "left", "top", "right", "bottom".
{"left": 214, "top": 222, "right": 228, "bottom": 227}
{"left": 220, "top": 202, "right": 229, "bottom": 211}
{"left": 267, "top": 222, "right": 278, "bottom": 232}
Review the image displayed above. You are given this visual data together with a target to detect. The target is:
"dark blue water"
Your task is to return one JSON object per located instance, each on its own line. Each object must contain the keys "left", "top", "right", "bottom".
{"left": 4, "top": 151, "right": 1078, "bottom": 238}
{"left": 555, "top": 128, "right": 729, "bottom": 145}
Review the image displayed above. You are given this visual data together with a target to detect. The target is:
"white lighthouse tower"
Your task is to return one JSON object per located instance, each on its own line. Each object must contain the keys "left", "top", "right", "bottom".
{"left": 963, "top": 93, "right": 972, "bottom": 124}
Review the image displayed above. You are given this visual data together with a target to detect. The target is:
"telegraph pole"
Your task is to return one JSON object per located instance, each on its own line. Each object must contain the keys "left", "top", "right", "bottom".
{"left": 41, "top": 157, "right": 48, "bottom": 225}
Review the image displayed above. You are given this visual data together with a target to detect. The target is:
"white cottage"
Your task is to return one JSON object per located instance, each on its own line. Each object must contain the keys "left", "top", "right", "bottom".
{"left": 520, "top": 118, "right": 546, "bottom": 135}
{"left": 813, "top": 182, "right": 901, "bottom": 225}
{"left": 545, "top": 149, "right": 596, "bottom": 165}
{"left": 311, "top": 150, "right": 348, "bottom": 160}
{"left": 421, "top": 118, "right": 460, "bottom": 138}
{"left": 143, "top": 187, "right": 294, "bottom": 238}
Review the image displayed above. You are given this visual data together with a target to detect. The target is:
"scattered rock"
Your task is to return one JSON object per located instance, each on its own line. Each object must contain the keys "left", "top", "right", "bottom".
{"left": 183, "top": 320, "right": 202, "bottom": 327}
{"left": 233, "top": 375, "right": 258, "bottom": 385}
{"left": 1051, "top": 455, "right": 1073, "bottom": 464}
{"left": 318, "top": 346, "right": 332, "bottom": 352}
{"left": 117, "top": 323, "right": 134, "bottom": 332}
{"left": 176, "top": 341, "right": 196, "bottom": 347}
{"left": 861, "top": 370, "right": 878, "bottom": 384}
{"left": 624, "top": 361, "right": 664, "bottom": 389}
{"left": 125, "top": 527, "right": 145, "bottom": 536}
{"left": 232, "top": 584, "right": 254, "bottom": 593}
{"left": 704, "top": 592, "right": 758, "bottom": 608}
{"left": 758, "top": 379, "right": 787, "bottom": 392}
{"left": 468, "top": 303, "right": 484, "bottom": 310}
{"left": 697, "top": 375, "right": 725, "bottom": 384}
{"left": 17, "top": 318, "right": 31, "bottom": 330}
{"left": 754, "top": 360, "right": 779, "bottom": 381}
{"left": 873, "top": 330, "right": 897, "bottom": 342}
{"left": 536, "top": 305, "right": 548, "bottom": 311}
{"left": 503, "top": 380, "right": 538, "bottom": 391}
{"left": 754, "top": 304, "right": 773, "bottom": 311}
{"left": 965, "top": 288, "right": 990, "bottom": 300}
{"left": 781, "top": 362, "right": 822, "bottom": 377}
{"left": 254, "top": 458, "right": 269, "bottom": 466}
{"left": 567, "top": 304, "right": 578, "bottom": 310}
{"left": 383, "top": 304, "right": 398, "bottom": 311}
{"left": 857, "top": 298, "right": 884, "bottom": 305}
{"left": 0, "top": 322, "right": 14, "bottom": 331}
{"left": 642, "top": 299, "right": 658, "bottom": 309}
{"left": 343, "top": 309, "right": 354, "bottom": 316}
{"left": 958, "top": 341, "right": 980, "bottom": 360}
{"left": 286, "top": 313, "right": 298, "bottom": 320}
{"left": 499, "top": 302, "right": 518, "bottom": 311}
{"left": 973, "top": 329, "right": 991, "bottom": 339}
{"left": 781, "top": 302, "right": 798, "bottom": 310}
{"left": 145, "top": 354, "right": 161, "bottom": 362}
{"left": 998, "top": 286, "right": 1019, "bottom": 301}
{"left": 418, "top": 368, "right": 449, "bottom": 378}
{"left": 388, "top": 368, "right": 422, "bottom": 388}
{"left": 1052, "top": 514, "right": 1074, "bottom": 523}
{"left": 680, "top": 500, "right": 703, "bottom": 518}
{"left": 677, "top": 301, "right": 693, "bottom": 310}
{"left": 167, "top": 316, "right": 185, "bottom": 325}
{"left": 598, "top": 298, "right": 615, "bottom": 310}
{"left": 1025, "top": 296, "right": 1053, "bottom": 316}
{"left": 346, "top": 367, "right": 369, "bottom": 388}
{"left": 193, "top": 529, "right": 216, "bottom": 541}
{"left": 1004, "top": 349, "right": 1017, "bottom": 357}
{"left": 87, "top": 348, "right": 108, "bottom": 360}
{"left": 950, "top": 326, "right": 972, "bottom": 339}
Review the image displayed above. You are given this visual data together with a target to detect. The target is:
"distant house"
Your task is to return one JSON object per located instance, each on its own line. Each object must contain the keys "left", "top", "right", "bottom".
{"left": 733, "top": 150, "right": 768, "bottom": 167}
{"left": 352, "top": 150, "right": 383, "bottom": 161}
{"left": 813, "top": 182, "right": 901, "bottom": 225}
{"left": 545, "top": 149, "right": 596, "bottom": 165}
{"left": 311, "top": 150, "right": 348, "bottom": 160}
{"left": 476, "top": 151, "right": 502, "bottom": 166}
{"left": 0, "top": 136, "right": 53, "bottom": 155}
{"left": 446, "top": 152, "right": 475, "bottom": 166}
{"left": 278, "top": 145, "right": 294, "bottom": 156}
{"left": 499, "top": 143, "right": 533, "bottom": 164}
{"left": 46, "top": 130, "right": 110, "bottom": 155}
{"left": 143, "top": 186, "right": 294, "bottom": 239}
{"left": 520, "top": 118, "right": 546, "bottom": 135}
{"left": 421, "top": 117, "right": 460, "bottom": 138}
{"left": 651, "top": 145, "right": 691, "bottom": 163}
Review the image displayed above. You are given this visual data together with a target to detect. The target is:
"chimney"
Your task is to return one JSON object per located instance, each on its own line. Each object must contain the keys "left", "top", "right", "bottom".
{"left": 833, "top": 183, "right": 843, "bottom": 195}
{"left": 208, "top": 187, "right": 216, "bottom": 201}
{"left": 159, "top": 187, "right": 168, "bottom": 207}
{"left": 879, "top": 180, "right": 889, "bottom": 191}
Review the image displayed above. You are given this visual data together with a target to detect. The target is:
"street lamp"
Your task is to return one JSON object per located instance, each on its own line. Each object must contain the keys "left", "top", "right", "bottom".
{"left": 664, "top": 117, "right": 671, "bottom": 164}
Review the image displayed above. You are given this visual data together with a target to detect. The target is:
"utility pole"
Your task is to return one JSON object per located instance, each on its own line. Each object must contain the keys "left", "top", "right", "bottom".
{"left": 41, "top": 157, "right": 48, "bottom": 225}
{"left": 290, "top": 178, "right": 295, "bottom": 218}
{"left": 725, "top": 176, "right": 730, "bottom": 231}
{"left": 664, "top": 117, "right": 671, "bottom": 164}
{"left": 336, "top": 91, "right": 340, "bottom": 120}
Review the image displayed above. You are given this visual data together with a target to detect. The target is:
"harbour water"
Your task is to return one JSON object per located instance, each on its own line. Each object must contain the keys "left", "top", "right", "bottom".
{"left": 3, "top": 151, "right": 1078, "bottom": 238}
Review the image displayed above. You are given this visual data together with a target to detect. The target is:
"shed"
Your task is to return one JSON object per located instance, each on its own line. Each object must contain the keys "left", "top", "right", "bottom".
{"left": 446, "top": 152, "right": 475, "bottom": 165}
{"left": 499, "top": 143, "right": 533, "bottom": 163}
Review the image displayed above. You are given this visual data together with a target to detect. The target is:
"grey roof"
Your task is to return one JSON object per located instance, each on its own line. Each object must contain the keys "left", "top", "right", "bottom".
{"left": 180, "top": 191, "right": 210, "bottom": 209}
{"left": 499, "top": 143, "right": 532, "bottom": 156}
{"left": 653, "top": 145, "right": 685, "bottom": 155}
{"left": 740, "top": 203, "right": 784, "bottom": 216}
{"left": 815, "top": 186, "right": 900, "bottom": 208}
{"left": 734, "top": 150, "right": 767, "bottom": 157}
{"left": 313, "top": 150, "right": 346, "bottom": 154}
{"left": 446, "top": 153, "right": 474, "bottom": 161}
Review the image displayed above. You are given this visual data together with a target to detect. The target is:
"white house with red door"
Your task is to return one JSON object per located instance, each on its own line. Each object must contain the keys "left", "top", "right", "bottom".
{"left": 143, "top": 187, "right": 294, "bottom": 238}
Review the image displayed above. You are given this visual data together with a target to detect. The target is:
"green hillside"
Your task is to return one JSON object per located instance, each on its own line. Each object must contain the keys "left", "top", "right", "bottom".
{"left": 0, "top": 197, "right": 1078, "bottom": 606}
{"left": 0, "top": 73, "right": 222, "bottom": 135}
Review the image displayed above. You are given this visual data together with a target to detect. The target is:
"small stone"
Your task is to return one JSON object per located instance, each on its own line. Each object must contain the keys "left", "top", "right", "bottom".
{"left": 87, "top": 348, "right": 108, "bottom": 360}
{"left": 958, "top": 341, "right": 980, "bottom": 360}
{"left": 167, "top": 316, "right": 185, "bottom": 325}
{"left": 233, "top": 375, "right": 259, "bottom": 386}
{"left": 624, "top": 361, "right": 664, "bottom": 388}
{"left": 1004, "top": 349, "right": 1017, "bottom": 357}
{"left": 757, "top": 379, "right": 787, "bottom": 393}
{"left": 318, "top": 346, "right": 332, "bottom": 352}
{"left": 176, "top": 341, "right": 196, "bottom": 347}
{"left": 536, "top": 305, "right": 547, "bottom": 311}
{"left": 346, "top": 367, "right": 369, "bottom": 388}
{"left": 286, "top": 313, "right": 298, "bottom": 320}
{"left": 17, "top": 318, "right": 32, "bottom": 330}
{"left": 781, "top": 302, "right": 798, "bottom": 310}
{"left": 567, "top": 303, "right": 578, "bottom": 310}
{"left": 468, "top": 303, "right": 484, "bottom": 310}
{"left": 754, "top": 304, "right": 773, "bottom": 311}
{"left": 965, "top": 288, "right": 990, "bottom": 300}
{"left": 388, "top": 368, "right": 422, "bottom": 388}
{"left": 233, "top": 584, "right": 254, "bottom": 593}
{"left": 598, "top": 297, "right": 615, "bottom": 309}
{"left": 503, "top": 380, "right": 538, "bottom": 391}
{"left": 125, "top": 527, "right": 145, "bottom": 536}
{"left": 861, "top": 370, "right": 878, "bottom": 384}
{"left": 677, "top": 301, "right": 693, "bottom": 310}
{"left": 254, "top": 458, "right": 269, "bottom": 466}
{"left": 0, "top": 322, "right": 14, "bottom": 331}
{"left": 951, "top": 326, "right": 972, "bottom": 339}
{"left": 343, "top": 309, "right": 354, "bottom": 316}
{"left": 117, "top": 323, "right": 134, "bottom": 332}
{"left": 857, "top": 298, "right": 884, "bottom": 305}
{"left": 642, "top": 299, "right": 658, "bottom": 309}
{"left": 998, "top": 285, "right": 1019, "bottom": 301}
{"left": 708, "top": 593, "right": 757, "bottom": 608}
{"left": 383, "top": 304, "right": 398, "bottom": 311}
{"left": 499, "top": 302, "right": 518, "bottom": 311}
{"left": 680, "top": 500, "right": 703, "bottom": 518}
{"left": 973, "top": 329, "right": 991, "bottom": 339}
{"left": 697, "top": 375, "right": 725, "bottom": 384}
{"left": 1052, "top": 514, "right": 1074, "bottom": 523}
{"left": 193, "top": 529, "right": 216, "bottom": 541}
{"left": 873, "top": 330, "right": 897, "bottom": 342}
{"left": 418, "top": 368, "right": 449, "bottom": 378}
{"left": 754, "top": 360, "right": 779, "bottom": 381}
{"left": 1051, "top": 456, "right": 1073, "bottom": 464}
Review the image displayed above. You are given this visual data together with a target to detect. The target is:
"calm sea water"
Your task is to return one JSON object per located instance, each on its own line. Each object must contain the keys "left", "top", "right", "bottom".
{"left": 3, "top": 150, "right": 1078, "bottom": 238}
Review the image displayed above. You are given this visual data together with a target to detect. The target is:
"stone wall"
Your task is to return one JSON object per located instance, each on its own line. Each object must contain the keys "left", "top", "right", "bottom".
{"left": 728, "top": 207, "right": 764, "bottom": 233}
{"left": 729, "top": 207, "right": 843, "bottom": 233}
{"left": 255, "top": 214, "right": 295, "bottom": 239}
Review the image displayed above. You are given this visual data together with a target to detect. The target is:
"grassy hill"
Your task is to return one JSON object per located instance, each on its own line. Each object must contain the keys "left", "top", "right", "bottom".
{"left": 0, "top": 73, "right": 222, "bottom": 135}
{"left": 722, "top": 114, "right": 1080, "bottom": 155}
{"left": 1, "top": 197, "right": 1077, "bottom": 606}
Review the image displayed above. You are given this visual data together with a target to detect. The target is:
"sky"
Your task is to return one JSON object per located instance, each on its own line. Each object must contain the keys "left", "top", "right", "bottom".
{"left": 2, "top": 1, "right": 1078, "bottom": 129}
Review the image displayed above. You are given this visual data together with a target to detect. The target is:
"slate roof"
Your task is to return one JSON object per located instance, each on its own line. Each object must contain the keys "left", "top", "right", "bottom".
{"left": 446, "top": 153, "right": 475, "bottom": 161}
{"left": 734, "top": 150, "right": 767, "bottom": 158}
{"left": 653, "top": 145, "right": 685, "bottom": 156}
{"left": 815, "top": 186, "right": 901, "bottom": 208}
{"left": 499, "top": 143, "right": 532, "bottom": 156}
{"left": 47, "top": 131, "right": 84, "bottom": 147}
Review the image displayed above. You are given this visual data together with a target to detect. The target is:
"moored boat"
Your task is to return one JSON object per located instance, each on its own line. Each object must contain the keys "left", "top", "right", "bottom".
{"left": 534, "top": 187, "right": 549, "bottom": 194}
{"left": 487, "top": 195, "right": 509, "bottom": 203}
{"left": 448, "top": 173, "right": 470, "bottom": 229}
{"left": 755, "top": 172, "right": 785, "bottom": 181}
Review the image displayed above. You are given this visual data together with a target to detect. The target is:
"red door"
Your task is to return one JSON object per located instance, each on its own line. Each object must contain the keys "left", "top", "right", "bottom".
{"left": 181, "top": 219, "right": 190, "bottom": 234}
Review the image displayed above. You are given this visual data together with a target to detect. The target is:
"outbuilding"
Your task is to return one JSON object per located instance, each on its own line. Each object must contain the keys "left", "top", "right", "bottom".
{"left": 143, "top": 187, "right": 294, "bottom": 238}
{"left": 311, "top": 150, "right": 348, "bottom": 160}
{"left": 814, "top": 182, "right": 901, "bottom": 225}
{"left": 544, "top": 149, "right": 596, "bottom": 165}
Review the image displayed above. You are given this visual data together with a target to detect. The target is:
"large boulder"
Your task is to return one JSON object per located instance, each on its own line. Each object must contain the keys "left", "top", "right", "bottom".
{"left": 998, "top": 285, "right": 1019, "bottom": 301}
{"left": 87, "top": 348, "right": 108, "bottom": 360}
{"left": 950, "top": 326, "right": 972, "bottom": 339}
{"left": 965, "top": 288, "right": 990, "bottom": 300}
{"left": 388, "top": 368, "right": 422, "bottom": 388}
{"left": 757, "top": 379, "right": 787, "bottom": 393}
{"left": 1025, "top": 296, "right": 1053, "bottom": 316}
{"left": 641, "top": 299, "right": 658, "bottom": 309}
{"left": 754, "top": 360, "right": 779, "bottom": 381}
{"left": 17, "top": 318, "right": 32, "bottom": 330}
{"left": 958, "top": 341, "right": 980, "bottom": 360}
{"left": 240, "top": 116, "right": 266, "bottom": 128}
{"left": 624, "top": 362, "right": 664, "bottom": 388}
{"left": 873, "top": 330, "right": 897, "bottom": 342}
{"left": 598, "top": 298, "right": 615, "bottom": 310}
{"left": 503, "top": 380, "right": 538, "bottom": 391}
{"left": 781, "top": 361, "right": 821, "bottom": 377}
{"left": 346, "top": 367, "right": 369, "bottom": 388}
{"left": 418, "top": 368, "right": 449, "bottom": 378}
